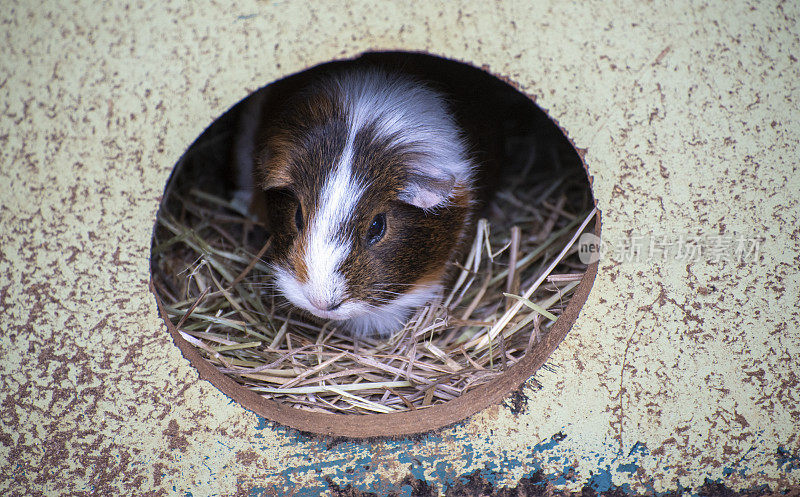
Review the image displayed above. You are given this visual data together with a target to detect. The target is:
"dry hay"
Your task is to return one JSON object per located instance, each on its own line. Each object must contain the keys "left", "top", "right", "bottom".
{"left": 151, "top": 119, "right": 595, "bottom": 415}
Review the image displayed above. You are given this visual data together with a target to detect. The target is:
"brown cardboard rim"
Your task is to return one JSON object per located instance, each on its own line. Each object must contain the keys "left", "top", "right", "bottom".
{"left": 151, "top": 212, "right": 600, "bottom": 439}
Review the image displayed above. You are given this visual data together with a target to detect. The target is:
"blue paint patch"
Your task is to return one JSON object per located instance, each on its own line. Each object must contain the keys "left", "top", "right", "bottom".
{"left": 549, "top": 465, "right": 573, "bottom": 487}
{"left": 294, "top": 486, "right": 337, "bottom": 497}
{"left": 777, "top": 446, "right": 800, "bottom": 471}
{"left": 398, "top": 452, "right": 427, "bottom": 481}
{"left": 259, "top": 420, "right": 477, "bottom": 494}
{"left": 532, "top": 431, "right": 567, "bottom": 452}
{"left": 435, "top": 459, "right": 459, "bottom": 484}
{"left": 252, "top": 416, "right": 272, "bottom": 438}
{"left": 253, "top": 416, "right": 274, "bottom": 431}
{"left": 246, "top": 414, "right": 796, "bottom": 496}
{"left": 722, "top": 465, "right": 747, "bottom": 478}
{"left": 587, "top": 466, "right": 613, "bottom": 493}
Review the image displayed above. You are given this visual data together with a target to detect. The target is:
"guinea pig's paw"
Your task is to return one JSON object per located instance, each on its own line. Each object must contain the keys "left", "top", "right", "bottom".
{"left": 229, "top": 188, "right": 255, "bottom": 218}
{"left": 341, "top": 312, "right": 407, "bottom": 338}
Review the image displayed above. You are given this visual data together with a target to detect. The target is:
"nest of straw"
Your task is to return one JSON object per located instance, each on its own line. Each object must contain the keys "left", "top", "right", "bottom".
{"left": 152, "top": 124, "right": 594, "bottom": 415}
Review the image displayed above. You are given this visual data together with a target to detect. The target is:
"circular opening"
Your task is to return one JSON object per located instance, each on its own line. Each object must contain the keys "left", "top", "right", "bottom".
{"left": 150, "top": 52, "right": 599, "bottom": 437}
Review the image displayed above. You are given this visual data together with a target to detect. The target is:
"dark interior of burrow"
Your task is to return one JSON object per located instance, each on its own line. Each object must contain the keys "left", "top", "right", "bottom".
{"left": 151, "top": 52, "right": 595, "bottom": 414}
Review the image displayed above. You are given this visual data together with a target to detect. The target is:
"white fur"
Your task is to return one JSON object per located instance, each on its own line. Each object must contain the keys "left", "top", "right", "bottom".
{"left": 300, "top": 146, "right": 364, "bottom": 311}
{"left": 335, "top": 70, "right": 475, "bottom": 208}
{"left": 343, "top": 283, "right": 443, "bottom": 337}
{"left": 276, "top": 263, "right": 441, "bottom": 337}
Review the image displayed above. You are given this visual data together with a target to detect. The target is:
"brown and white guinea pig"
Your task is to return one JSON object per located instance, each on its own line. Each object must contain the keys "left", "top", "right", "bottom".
{"left": 232, "top": 67, "right": 477, "bottom": 337}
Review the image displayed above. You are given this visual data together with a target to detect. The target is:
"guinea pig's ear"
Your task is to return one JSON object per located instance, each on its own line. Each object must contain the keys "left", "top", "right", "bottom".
{"left": 254, "top": 147, "right": 293, "bottom": 191}
{"left": 399, "top": 171, "right": 456, "bottom": 209}
{"left": 259, "top": 166, "right": 292, "bottom": 190}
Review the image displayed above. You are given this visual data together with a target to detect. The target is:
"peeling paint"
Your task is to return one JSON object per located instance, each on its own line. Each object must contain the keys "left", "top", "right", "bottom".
{"left": 1, "top": 0, "right": 799, "bottom": 495}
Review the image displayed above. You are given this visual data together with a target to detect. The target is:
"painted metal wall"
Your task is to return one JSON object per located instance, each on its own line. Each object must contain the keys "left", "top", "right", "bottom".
{"left": 1, "top": 0, "right": 798, "bottom": 494}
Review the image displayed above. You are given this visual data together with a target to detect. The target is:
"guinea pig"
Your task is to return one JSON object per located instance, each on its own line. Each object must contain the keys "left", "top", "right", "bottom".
{"left": 235, "top": 67, "right": 478, "bottom": 337}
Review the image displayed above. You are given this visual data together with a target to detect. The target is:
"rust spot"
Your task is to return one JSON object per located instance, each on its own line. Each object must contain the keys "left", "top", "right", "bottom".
{"left": 504, "top": 385, "right": 528, "bottom": 416}
{"left": 236, "top": 449, "right": 259, "bottom": 465}
{"left": 652, "top": 46, "right": 672, "bottom": 66}
{"left": 162, "top": 419, "right": 188, "bottom": 451}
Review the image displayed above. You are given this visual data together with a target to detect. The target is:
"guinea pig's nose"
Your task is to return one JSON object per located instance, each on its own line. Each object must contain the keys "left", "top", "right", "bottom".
{"left": 308, "top": 296, "right": 343, "bottom": 312}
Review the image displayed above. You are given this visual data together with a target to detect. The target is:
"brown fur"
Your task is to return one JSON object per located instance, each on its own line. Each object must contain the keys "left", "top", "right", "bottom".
{"left": 252, "top": 69, "right": 476, "bottom": 314}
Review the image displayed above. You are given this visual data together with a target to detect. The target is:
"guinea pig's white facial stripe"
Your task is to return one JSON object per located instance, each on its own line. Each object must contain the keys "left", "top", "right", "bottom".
{"left": 298, "top": 141, "right": 365, "bottom": 308}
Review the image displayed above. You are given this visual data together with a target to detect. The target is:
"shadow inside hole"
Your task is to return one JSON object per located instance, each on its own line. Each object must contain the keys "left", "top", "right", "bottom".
{"left": 151, "top": 51, "right": 595, "bottom": 425}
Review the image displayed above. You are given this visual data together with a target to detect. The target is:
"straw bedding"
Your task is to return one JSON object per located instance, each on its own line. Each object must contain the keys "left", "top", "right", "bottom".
{"left": 151, "top": 104, "right": 594, "bottom": 415}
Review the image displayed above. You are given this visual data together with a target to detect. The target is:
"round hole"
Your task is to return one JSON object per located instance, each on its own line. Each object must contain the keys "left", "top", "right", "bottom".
{"left": 150, "top": 52, "right": 599, "bottom": 437}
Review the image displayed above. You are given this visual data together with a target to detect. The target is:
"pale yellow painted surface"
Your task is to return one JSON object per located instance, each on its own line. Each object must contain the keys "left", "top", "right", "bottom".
{"left": 1, "top": 0, "right": 798, "bottom": 495}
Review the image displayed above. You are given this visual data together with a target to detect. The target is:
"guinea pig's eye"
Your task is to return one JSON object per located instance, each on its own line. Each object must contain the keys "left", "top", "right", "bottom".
{"left": 365, "top": 213, "right": 386, "bottom": 247}
{"left": 294, "top": 203, "right": 304, "bottom": 232}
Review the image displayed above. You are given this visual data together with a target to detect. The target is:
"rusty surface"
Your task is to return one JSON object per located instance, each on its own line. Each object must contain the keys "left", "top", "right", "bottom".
{"left": 1, "top": 0, "right": 798, "bottom": 495}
